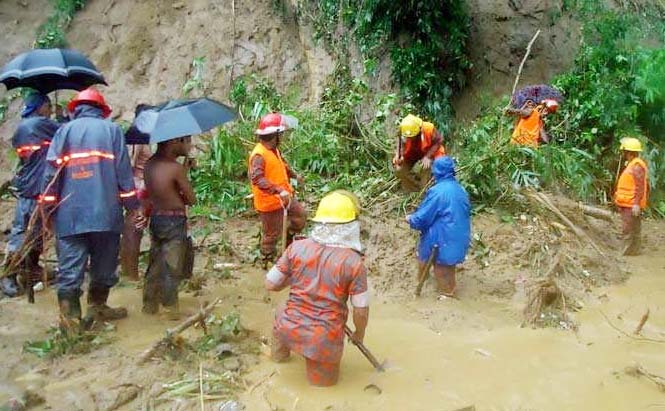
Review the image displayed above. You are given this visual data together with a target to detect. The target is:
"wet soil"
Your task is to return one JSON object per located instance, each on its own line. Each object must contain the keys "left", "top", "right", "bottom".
{"left": 1, "top": 196, "right": 664, "bottom": 411}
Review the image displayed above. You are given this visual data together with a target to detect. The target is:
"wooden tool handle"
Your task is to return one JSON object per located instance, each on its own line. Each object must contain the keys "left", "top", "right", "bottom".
{"left": 344, "top": 325, "right": 384, "bottom": 371}
{"left": 415, "top": 244, "right": 439, "bottom": 297}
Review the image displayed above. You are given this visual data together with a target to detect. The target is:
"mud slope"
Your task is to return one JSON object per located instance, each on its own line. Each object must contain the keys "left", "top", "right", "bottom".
{"left": 64, "top": 0, "right": 323, "bottom": 121}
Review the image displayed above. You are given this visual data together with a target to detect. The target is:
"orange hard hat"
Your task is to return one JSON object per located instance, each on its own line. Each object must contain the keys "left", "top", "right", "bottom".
{"left": 67, "top": 87, "right": 112, "bottom": 118}
{"left": 542, "top": 99, "right": 559, "bottom": 113}
{"left": 255, "top": 113, "right": 298, "bottom": 136}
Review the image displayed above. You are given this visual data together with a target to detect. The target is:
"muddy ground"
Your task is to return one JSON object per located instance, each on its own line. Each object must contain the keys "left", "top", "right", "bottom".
{"left": 1, "top": 195, "right": 664, "bottom": 411}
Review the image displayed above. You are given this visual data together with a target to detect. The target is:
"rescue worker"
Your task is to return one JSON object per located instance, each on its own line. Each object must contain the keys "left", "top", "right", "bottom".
{"left": 249, "top": 113, "right": 307, "bottom": 265}
{"left": 265, "top": 191, "right": 369, "bottom": 387}
{"left": 120, "top": 105, "right": 153, "bottom": 280}
{"left": 407, "top": 156, "right": 471, "bottom": 299}
{"left": 506, "top": 99, "right": 558, "bottom": 147}
{"left": 41, "top": 88, "right": 144, "bottom": 328}
{"left": 392, "top": 114, "right": 446, "bottom": 192}
{"left": 2, "top": 93, "right": 59, "bottom": 297}
{"left": 143, "top": 135, "right": 195, "bottom": 318}
{"left": 614, "top": 137, "right": 648, "bottom": 256}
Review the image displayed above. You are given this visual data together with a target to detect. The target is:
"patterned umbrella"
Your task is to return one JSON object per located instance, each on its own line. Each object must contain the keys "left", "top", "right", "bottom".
{"left": 511, "top": 84, "right": 563, "bottom": 109}
{"left": 0, "top": 48, "right": 106, "bottom": 93}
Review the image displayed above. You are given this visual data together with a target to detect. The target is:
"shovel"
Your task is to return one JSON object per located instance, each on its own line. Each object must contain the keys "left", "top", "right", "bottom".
{"left": 415, "top": 244, "right": 439, "bottom": 297}
{"left": 344, "top": 325, "right": 386, "bottom": 372}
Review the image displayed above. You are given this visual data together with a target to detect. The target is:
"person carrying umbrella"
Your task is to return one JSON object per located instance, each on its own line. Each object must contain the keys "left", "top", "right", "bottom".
{"left": 41, "top": 87, "right": 144, "bottom": 329}
{"left": 1, "top": 93, "right": 59, "bottom": 298}
{"left": 407, "top": 156, "right": 471, "bottom": 299}
{"left": 614, "top": 137, "right": 649, "bottom": 256}
{"left": 265, "top": 190, "right": 369, "bottom": 386}
{"left": 392, "top": 114, "right": 446, "bottom": 192}
{"left": 249, "top": 113, "right": 307, "bottom": 265}
{"left": 142, "top": 135, "right": 195, "bottom": 318}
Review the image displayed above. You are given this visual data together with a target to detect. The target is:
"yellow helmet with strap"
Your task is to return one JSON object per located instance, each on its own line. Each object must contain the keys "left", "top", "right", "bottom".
{"left": 312, "top": 191, "right": 358, "bottom": 223}
{"left": 620, "top": 137, "right": 643, "bottom": 152}
{"left": 400, "top": 114, "right": 423, "bottom": 138}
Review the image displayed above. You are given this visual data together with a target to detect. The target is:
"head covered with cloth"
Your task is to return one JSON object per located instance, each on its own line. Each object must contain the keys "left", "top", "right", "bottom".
{"left": 265, "top": 190, "right": 369, "bottom": 387}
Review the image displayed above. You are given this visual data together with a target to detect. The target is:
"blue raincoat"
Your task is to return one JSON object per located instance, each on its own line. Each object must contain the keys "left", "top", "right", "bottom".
{"left": 42, "top": 104, "right": 139, "bottom": 237}
{"left": 12, "top": 115, "right": 59, "bottom": 198}
{"left": 408, "top": 156, "right": 471, "bottom": 265}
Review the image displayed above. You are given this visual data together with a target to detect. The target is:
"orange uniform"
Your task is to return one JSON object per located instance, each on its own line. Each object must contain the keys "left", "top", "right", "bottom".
{"left": 511, "top": 107, "right": 544, "bottom": 147}
{"left": 248, "top": 142, "right": 294, "bottom": 212}
{"left": 402, "top": 122, "right": 446, "bottom": 163}
{"left": 614, "top": 158, "right": 648, "bottom": 209}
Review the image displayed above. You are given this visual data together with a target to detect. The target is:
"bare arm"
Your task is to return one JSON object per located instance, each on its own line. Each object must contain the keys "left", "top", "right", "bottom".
{"left": 175, "top": 164, "right": 196, "bottom": 206}
{"left": 351, "top": 306, "right": 369, "bottom": 343}
{"left": 425, "top": 129, "right": 444, "bottom": 159}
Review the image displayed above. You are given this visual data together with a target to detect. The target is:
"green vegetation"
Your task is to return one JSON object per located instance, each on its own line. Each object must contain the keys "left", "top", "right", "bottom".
{"left": 35, "top": 0, "right": 87, "bottom": 49}
{"left": 308, "top": 0, "right": 470, "bottom": 130}
{"left": 23, "top": 325, "right": 113, "bottom": 358}
{"left": 194, "top": 1, "right": 663, "bottom": 216}
{"left": 455, "top": 2, "right": 665, "bottom": 211}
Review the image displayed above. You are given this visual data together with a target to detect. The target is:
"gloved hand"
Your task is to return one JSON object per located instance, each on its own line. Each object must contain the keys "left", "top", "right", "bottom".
{"left": 631, "top": 204, "right": 641, "bottom": 217}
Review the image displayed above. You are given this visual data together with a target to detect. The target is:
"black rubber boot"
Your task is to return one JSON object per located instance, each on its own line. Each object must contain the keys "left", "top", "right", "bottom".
{"left": 58, "top": 292, "right": 82, "bottom": 333}
{"left": 1, "top": 275, "right": 20, "bottom": 298}
{"left": 85, "top": 287, "right": 128, "bottom": 323}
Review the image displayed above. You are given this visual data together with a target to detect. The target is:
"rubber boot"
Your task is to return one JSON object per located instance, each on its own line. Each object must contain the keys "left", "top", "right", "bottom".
{"left": 1, "top": 275, "right": 20, "bottom": 298}
{"left": 58, "top": 292, "right": 82, "bottom": 333}
{"left": 85, "top": 287, "right": 128, "bottom": 323}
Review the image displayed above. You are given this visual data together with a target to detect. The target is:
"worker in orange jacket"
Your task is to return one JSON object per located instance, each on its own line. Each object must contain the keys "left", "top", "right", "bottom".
{"left": 248, "top": 113, "right": 307, "bottom": 265}
{"left": 392, "top": 114, "right": 446, "bottom": 192}
{"left": 506, "top": 99, "right": 558, "bottom": 147}
{"left": 614, "top": 137, "right": 649, "bottom": 256}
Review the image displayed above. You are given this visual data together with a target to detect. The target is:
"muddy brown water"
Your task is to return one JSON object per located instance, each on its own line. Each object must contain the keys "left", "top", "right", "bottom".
{"left": 1, "top": 239, "right": 664, "bottom": 410}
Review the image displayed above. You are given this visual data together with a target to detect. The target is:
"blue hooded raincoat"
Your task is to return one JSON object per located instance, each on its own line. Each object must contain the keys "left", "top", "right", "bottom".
{"left": 408, "top": 156, "right": 471, "bottom": 266}
{"left": 42, "top": 104, "right": 139, "bottom": 237}
{"left": 12, "top": 115, "right": 59, "bottom": 198}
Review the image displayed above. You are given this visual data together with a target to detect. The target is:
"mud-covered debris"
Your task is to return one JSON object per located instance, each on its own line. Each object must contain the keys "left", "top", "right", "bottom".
{"left": 223, "top": 357, "right": 241, "bottom": 372}
{"left": 214, "top": 342, "right": 238, "bottom": 358}
{"left": 363, "top": 383, "right": 382, "bottom": 395}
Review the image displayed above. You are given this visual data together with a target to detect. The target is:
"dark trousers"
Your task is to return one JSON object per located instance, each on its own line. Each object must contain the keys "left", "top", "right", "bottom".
{"left": 56, "top": 232, "right": 120, "bottom": 297}
{"left": 120, "top": 212, "right": 143, "bottom": 280}
{"left": 5, "top": 196, "right": 42, "bottom": 281}
{"left": 259, "top": 198, "right": 307, "bottom": 259}
{"left": 619, "top": 207, "right": 642, "bottom": 256}
{"left": 143, "top": 216, "right": 190, "bottom": 310}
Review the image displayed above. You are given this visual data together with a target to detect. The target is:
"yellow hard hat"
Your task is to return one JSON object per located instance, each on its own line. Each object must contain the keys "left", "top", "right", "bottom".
{"left": 331, "top": 189, "right": 361, "bottom": 215}
{"left": 312, "top": 191, "right": 358, "bottom": 223}
{"left": 620, "top": 137, "right": 643, "bottom": 152}
{"left": 400, "top": 114, "right": 423, "bottom": 138}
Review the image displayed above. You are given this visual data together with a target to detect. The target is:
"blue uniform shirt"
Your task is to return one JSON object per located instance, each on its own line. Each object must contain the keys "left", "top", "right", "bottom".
{"left": 12, "top": 115, "right": 59, "bottom": 198}
{"left": 42, "top": 104, "right": 139, "bottom": 237}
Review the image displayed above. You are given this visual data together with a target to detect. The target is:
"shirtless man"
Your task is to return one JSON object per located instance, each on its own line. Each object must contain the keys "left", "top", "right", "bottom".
{"left": 143, "top": 136, "right": 195, "bottom": 317}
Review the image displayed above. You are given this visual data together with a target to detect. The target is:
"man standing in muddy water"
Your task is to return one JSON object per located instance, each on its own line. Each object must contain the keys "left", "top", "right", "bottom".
{"left": 614, "top": 137, "right": 648, "bottom": 256}
{"left": 265, "top": 191, "right": 369, "bottom": 386}
{"left": 249, "top": 113, "right": 307, "bottom": 266}
{"left": 407, "top": 156, "right": 471, "bottom": 299}
{"left": 41, "top": 88, "right": 144, "bottom": 329}
{"left": 142, "top": 136, "right": 196, "bottom": 318}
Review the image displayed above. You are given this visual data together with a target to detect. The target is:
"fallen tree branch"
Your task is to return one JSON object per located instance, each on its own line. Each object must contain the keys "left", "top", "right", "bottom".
{"left": 577, "top": 203, "right": 614, "bottom": 222}
{"left": 511, "top": 29, "right": 542, "bottom": 98}
{"left": 528, "top": 191, "right": 606, "bottom": 257}
{"left": 600, "top": 311, "right": 665, "bottom": 344}
{"left": 138, "top": 298, "right": 222, "bottom": 364}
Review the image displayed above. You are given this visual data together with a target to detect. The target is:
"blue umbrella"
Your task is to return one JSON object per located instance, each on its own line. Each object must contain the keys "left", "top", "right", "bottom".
{"left": 125, "top": 98, "right": 237, "bottom": 144}
{"left": 0, "top": 48, "right": 106, "bottom": 93}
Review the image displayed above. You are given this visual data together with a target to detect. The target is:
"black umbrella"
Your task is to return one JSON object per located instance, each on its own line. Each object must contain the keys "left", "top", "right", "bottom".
{"left": 0, "top": 48, "right": 106, "bottom": 93}
{"left": 125, "top": 98, "right": 237, "bottom": 144}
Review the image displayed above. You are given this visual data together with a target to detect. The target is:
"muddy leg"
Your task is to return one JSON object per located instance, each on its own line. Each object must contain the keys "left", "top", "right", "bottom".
{"left": 142, "top": 241, "right": 162, "bottom": 314}
{"left": 433, "top": 264, "right": 456, "bottom": 297}
{"left": 305, "top": 358, "right": 340, "bottom": 387}
{"left": 260, "top": 209, "right": 282, "bottom": 265}
{"left": 286, "top": 199, "right": 307, "bottom": 247}
{"left": 120, "top": 214, "right": 142, "bottom": 281}
{"left": 620, "top": 208, "right": 641, "bottom": 256}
